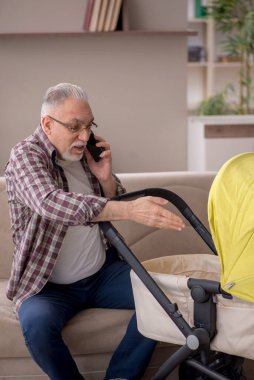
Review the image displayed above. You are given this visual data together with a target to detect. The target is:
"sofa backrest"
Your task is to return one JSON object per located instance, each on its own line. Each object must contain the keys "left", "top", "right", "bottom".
{"left": 0, "top": 172, "right": 216, "bottom": 279}
{"left": 115, "top": 172, "right": 216, "bottom": 262}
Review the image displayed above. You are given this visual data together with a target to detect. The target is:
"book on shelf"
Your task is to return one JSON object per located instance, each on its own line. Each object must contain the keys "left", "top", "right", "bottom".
{"left": 97, "top": 0, "right": 110, "bottom": 32}
{"left": 89, "top": 0, "right": 103, "bottom": 32}
{"left": 103, "top": 0, "right": 116, "bottom": 31}
{"left": 110, "top": 0, "right": 122, "bottom": 31}
{"left": 83, "top": 0, "right": 124, "bottom": 32}
{"left": 83, "top": 0, "right": 95, "bottom": 31}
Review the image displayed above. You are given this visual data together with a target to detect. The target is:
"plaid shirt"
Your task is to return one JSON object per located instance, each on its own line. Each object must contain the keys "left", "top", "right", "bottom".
{"left": 4, "top": 125, "right": 125, "bottom": 314}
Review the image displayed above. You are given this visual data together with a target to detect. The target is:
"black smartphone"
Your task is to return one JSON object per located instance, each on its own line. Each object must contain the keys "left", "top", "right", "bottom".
{"left": 86, "top": 132, "right": 105, "bottom": 162}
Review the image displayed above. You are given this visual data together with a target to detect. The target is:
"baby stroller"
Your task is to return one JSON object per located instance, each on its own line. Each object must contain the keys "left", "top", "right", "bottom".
{"left": 100, "top": 152, "right": 254, "bottom": 380}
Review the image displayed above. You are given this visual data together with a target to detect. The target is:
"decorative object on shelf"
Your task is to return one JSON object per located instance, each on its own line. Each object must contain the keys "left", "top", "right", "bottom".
{"left": 195, "top": 0, "right": 208, "bottom": 18}
{"left": 188, "top": 45, "right": 206, "bottom": 62}
{"left": 208, "top": 0, "right": 254, "bottom": 114}
{"left": 217, "top": 54, "right": 241, "bottom": 63}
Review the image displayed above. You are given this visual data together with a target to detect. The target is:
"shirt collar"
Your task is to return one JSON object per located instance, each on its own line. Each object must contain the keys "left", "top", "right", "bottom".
{"left": 33, "top": 124, "right": 57, "bottom": 161}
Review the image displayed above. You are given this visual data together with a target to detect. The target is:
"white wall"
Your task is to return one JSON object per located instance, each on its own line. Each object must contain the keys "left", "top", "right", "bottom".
{"left": 0, "top": 0, "right": 188, "bottom": 175}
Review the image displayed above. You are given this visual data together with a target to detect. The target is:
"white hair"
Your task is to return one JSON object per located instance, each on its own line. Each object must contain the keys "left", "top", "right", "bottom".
{"left": 40, "top": 83, "right": 89, "bottom": 119}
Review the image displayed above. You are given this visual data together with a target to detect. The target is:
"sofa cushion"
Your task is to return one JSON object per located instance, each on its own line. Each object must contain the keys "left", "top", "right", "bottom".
{"left": 0, "top": 280, "right": 28, "bottom": 357}
{"left": 0, "top": 279, "right": 133, "bottom": 358}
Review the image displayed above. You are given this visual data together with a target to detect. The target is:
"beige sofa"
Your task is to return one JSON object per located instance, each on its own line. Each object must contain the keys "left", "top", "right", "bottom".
{"left": 0, "top": 172, "right": 253, "bottom": 380}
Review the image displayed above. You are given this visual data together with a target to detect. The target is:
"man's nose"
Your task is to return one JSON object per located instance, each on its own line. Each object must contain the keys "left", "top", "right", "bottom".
{"left": 78, "top": 128, "right": 91, "bottom": 141}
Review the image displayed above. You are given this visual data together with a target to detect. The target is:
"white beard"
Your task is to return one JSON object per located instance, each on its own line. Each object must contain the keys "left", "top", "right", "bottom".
{"left": 61, "top": 141, "right": 86, "bottom": 161}
{"left": 61, "top": 151, "right": 83, "bottom": 161}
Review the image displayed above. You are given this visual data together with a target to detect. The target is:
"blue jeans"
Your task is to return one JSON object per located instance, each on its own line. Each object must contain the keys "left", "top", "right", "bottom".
{"left": 18, "top": 247, "right": 156, "bottom": 380}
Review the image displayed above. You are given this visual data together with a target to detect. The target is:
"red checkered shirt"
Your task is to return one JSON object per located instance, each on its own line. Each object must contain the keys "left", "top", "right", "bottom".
{"left": 5, "top": 125, "right": 125, "bottom": 314}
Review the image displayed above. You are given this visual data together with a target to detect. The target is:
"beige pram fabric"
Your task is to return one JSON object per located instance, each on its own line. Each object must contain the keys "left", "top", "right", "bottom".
{"left": 130, "top": 254, "right": 254, "bottom": 361}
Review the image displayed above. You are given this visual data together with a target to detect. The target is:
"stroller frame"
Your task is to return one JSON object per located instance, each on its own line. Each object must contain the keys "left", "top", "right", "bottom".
{"left": 100, "top": 188, "right": 245, "bottom": 380}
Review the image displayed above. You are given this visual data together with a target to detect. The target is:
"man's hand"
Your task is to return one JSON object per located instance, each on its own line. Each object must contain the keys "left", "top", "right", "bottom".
{"left": 85, "top": 135, "right": 116, "bottom": 198}
{"left": 93, "top": 196, "right": 185, "bottom": 231}
{"left": 127, "top": 196, "right": 185, "bottom": 230}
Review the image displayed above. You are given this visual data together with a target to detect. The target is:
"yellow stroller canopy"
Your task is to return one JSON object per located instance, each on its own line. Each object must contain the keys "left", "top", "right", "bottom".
{"left": 208, "top": 152, "right": 254, "bottom": 302}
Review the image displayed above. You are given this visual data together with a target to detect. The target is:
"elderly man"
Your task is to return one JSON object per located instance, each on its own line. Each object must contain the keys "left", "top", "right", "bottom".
{"left": 4, "top": 83, "right": 185, "bottom": 380}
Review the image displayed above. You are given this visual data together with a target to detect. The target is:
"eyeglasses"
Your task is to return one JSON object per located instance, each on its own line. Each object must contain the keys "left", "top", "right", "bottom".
{"left": 47, "top": 115, "right": 97, "bottom": 134}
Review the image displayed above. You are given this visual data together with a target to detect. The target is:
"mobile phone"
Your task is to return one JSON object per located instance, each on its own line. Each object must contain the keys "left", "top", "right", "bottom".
{"left": 86, "top": 132, "right": 105, "bottom": 162}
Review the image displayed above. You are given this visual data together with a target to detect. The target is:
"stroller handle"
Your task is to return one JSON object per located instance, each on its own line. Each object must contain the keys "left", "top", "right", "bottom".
{"left": 112, "top": 188, "right": 217, "bottom": 255}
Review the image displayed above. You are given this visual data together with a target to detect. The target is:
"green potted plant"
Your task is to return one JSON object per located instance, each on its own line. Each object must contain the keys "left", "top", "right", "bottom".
{"left": 202, "top": 0, "right": 254, "bottom": 115}
{"left": 197, "top": 83, "right": 235, "bottom": 115}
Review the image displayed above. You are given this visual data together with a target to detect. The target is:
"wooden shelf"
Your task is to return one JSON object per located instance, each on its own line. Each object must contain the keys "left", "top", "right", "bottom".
{"left": 0, "top": 29, "right": 197, "bottom": 37}
{"left": 188, "top": 18, "right": 209, "bottom": 24}
{"left": 188, "top": 62, "right": 208, "bottom": 67}
{"left": 213, "top": 62, "right": 242, "bottom": 68}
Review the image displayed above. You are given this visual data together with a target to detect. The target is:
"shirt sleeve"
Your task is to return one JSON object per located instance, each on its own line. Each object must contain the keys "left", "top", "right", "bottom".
{"left": 6, "top": 144, "right": 108, "bottom": 226}
{"left": 113, "top": 173, "right": 126, "bottom": 196}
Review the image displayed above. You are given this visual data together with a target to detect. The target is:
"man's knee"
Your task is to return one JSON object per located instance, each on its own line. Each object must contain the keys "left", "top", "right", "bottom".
{"left": 19, "top": 299, "right": 61, "bottom": 345}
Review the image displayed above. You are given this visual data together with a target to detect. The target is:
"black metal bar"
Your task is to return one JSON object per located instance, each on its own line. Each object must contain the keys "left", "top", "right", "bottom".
{"left": 185, "top": 359, "right": 230, "bottom": 380}
{"left": 151, "top": 344, "right": 193, "bottom": 380}
{"left": 112, "top": 188, "right": 217, "bottom": 254}
{"left": 188, "top": 278, "right": 221, "bottom": 294}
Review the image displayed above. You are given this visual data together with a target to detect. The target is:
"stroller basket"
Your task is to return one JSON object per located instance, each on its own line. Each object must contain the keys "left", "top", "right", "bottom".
{"left": 100, "top": 186, "right": 250, "bottom": 380}
{"left": 131, "top": 254, "right": 254, "bottom": 361}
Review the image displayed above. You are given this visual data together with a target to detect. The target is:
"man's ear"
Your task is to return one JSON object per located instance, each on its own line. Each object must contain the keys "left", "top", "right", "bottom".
{"left": 41, "top": 116, "right": 52, "bottom": 136}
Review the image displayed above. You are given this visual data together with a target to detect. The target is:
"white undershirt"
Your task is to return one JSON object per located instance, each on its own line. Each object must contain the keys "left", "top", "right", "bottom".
{"left": 49, "top": 160, "right": 106, "bottom": 284}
